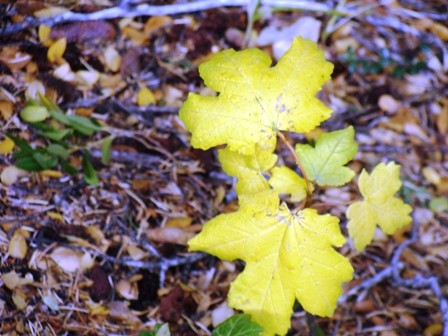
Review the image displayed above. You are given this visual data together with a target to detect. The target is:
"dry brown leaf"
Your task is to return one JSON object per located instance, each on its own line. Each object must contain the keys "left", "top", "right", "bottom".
{"left": 116, "top": 279, "right": 139, "bottom": 300}
{"left": 147, "top": 227, "right": 194, "bottom": 245}
{"left": 8, "top": 230, "right": 27, "bottom": 259}
{"left": 166, "top": 217, "right": 193, "bottom": 228}
{"left": 103, "top": 45, "right": 121, "bottom": 72}
{"left": 0, "top": 101, "right": 14, "bottom": 120}
{"left": 50, "top": 247, "right": 93, "bottom": 273}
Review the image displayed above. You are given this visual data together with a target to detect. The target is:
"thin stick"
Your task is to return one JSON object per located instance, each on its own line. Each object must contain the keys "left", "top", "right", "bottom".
{"left": 277, "top": 131, "right": 312, "bottom": 198}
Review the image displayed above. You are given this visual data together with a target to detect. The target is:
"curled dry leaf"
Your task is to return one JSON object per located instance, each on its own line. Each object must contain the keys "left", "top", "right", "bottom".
{"left": 8, "top": 230, "right": 27, "bottom": 259}
{"left": 147, "top": 227, "right": 195, "bottom": 245}
{"left": 12, "top": 291, "right": 27, "bottom": 310}
{"left": 116, "top": 279, "right": 139, "bottom": 300}
{"left": 107, "top": 301, "right": 140, "bottom": 324}
{"left": 2, "top": 271, "right": 33, "bottom": 290}
{"left": 50, "top": 247, "right": 93, "bottom": 273}
{"left": 103, "top": 46, "right": 121, "bottom": 72}
{"left": 0, "top": 100, "right": 14, "bottom": 120}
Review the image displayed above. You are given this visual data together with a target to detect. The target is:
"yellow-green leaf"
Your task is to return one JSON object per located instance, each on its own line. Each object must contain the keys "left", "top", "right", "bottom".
{"left": 0, "top": 137, "right": 14, "bottom": 155}
{"left": 47, "top": 37, "right": 66, "bottom": 63}
{"left": 268, "top": 166, "right": 309, "bottom": 202}
{"left": 295, "top": 126, "right": 358, "bottom": 186}
{"left": 218, "top": 145, "right": 277, "bottom": 195}
{"left": 180, "top": 37, "right": 333, "bottom": 155}
{"left": 137, "top": 87, "right": 156, "bottom": 106}
{"left": 347, "top": 162, "right": 412, "bottom": 251}
{"left": 189, "top": 190, "right": 353, "bottom": 336}
{"left": 20, "top": 105, "right": 50, "bottom": 123}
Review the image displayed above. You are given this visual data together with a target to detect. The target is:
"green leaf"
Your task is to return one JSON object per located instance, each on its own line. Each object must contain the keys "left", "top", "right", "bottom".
{"left": 429, "top": 197, "right": 448, "bottom": 213}
{"left": 47, "top": 108, "right": 71, "bottom": 125}
{"left": 82, "top": 152, "right": 99, "bottom": 186}
{"left": 46, "top": 144, "right": 69, "bottom": 159}
{"left": 212, "top": 314, "right": 263, "bottom": 336}
{"left": 6, "top": 133, "right": 33, "bottom": 153}
{"left": 66, "top": 115, "right": 102, "bottom": 135}
{"left": 20, "top": 105, "right": 50, "bottom": 123}
{"left": 155, "top": 323, "right": 171, "bottom": 336}
{"left": 33, "top": 123, "right": 73, "bottom": 141}
{"left": 60, "top": 159, "right": 78, "bottom": 175}
{"left": 100, "top": 136, "right": 114, "bottom": 165}
{"left": 295, "top": 126, "right": 358, "bottom": 186}
{"left": 33, "top": 151, "right": 58, "bottom": 169}
{"left": 15, "top": 156, "right": 43, "bottom": 171}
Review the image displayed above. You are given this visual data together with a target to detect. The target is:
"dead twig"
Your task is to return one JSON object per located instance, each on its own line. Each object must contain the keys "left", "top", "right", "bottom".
{"left": 1, "top": 0, "right": 249, "bottom": 36}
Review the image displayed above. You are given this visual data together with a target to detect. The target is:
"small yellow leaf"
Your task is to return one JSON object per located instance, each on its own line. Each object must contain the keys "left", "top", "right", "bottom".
{"left": 0, "top": 137, "right": 14, "bottom": 154}
{"left": 268, "top": 166, "right": 309, "bottom": 202}
{"left": 38, "top": 25, "right": 53, "bottom": 46}
{"left": 189, "top": 190, "right": 353, "bottom": 335}
{"left": 12, "top": 292, "right": 27, "bottom": 310}
{"left": 8, "top": 231, "right": 27, "bottom": 259}
{"left": 166, "top": 217, "right": 193, "bottom": 228}
{"left": 47, "top": 37, "right": 67, "bottom": 63}
{"left": 137, "top": 87, "right": 156, "bottom": 106}
{"left": 347, "top": 162, "right": 413, "bottom": 251}
{"left": 295, "top": 126, "right": 358, "bottom": 186}
{"left": 47, "top": 211, "right": 64, "bottom": 221}
{"left": 40, "top": 170, "right": 64, "bottom": 178}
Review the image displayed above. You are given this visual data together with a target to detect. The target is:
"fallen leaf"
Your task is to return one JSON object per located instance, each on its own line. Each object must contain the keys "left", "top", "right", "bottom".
{"left": 147, "top": 227, "right": 194, "bottom": 245}
{"left": 50, "top": 247, "right": 93, "bottom": 273}
{"left": 137, "top": 87, "right": 156, "bottom": 106}
{"left": 0, "top": 137, "right": 14, "bottom": 154}
{"left": 47, "top": 37, "right": 66, "bottom": 63}
{"left": 8, "top": 230, "right": 27, "bottom": 259}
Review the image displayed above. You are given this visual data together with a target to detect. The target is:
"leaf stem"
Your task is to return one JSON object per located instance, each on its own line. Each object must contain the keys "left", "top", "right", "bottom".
{"left": 277, "top": 131, "right": 313, "bottom": 198}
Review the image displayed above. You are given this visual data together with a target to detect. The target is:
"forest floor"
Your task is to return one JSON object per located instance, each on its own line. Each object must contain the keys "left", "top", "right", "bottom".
{"left": 0, "top": 0, "right": 447, "bottom": 335}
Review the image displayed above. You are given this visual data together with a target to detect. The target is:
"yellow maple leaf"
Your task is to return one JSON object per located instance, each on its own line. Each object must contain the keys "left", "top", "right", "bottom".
{"left": 347, "top": 162, "right": 412, "bottom": 251}
{"left": 218, "top": 145, "right": 277, "bottom": 195}
{"left": 189, "top": 190, "right": 353, "bottom": 335}
{"left": 180, "top": 37, "right": 333, "bottom": 155}
{"left": 268, "top": 166, "right": 309, "bottom": 202}
{"left": 295, "top": 126, "right": 358, "bottom": 186}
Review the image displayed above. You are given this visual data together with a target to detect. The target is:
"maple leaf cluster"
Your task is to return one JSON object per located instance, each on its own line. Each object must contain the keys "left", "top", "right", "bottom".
{"left": 179, "top": 37, "right": 412, "bottom": 336}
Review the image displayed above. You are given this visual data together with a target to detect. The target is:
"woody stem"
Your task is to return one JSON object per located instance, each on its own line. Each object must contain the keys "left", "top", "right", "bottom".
{"left": 277, "top": 131, "right": 313, "bottom": 198}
